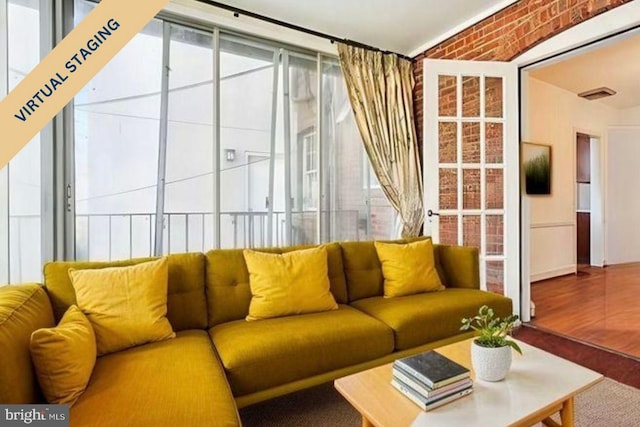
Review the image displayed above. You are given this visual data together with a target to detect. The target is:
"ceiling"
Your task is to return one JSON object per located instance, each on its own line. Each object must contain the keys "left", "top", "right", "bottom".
{"left": 209, "top": 0, "right": 516, "bottom": 56}
{"left": 529, "top": 33, "right": 640, "bottom": 110}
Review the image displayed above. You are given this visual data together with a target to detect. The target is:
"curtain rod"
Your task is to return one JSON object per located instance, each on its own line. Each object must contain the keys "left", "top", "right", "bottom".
{"left": 194, "top": 0, "right": 413, "bottom": 61}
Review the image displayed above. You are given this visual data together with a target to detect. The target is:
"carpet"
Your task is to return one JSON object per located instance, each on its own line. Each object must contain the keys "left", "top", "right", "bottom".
{"left": 241, "top": 327, "right": 640, "bottom": 426}
{"left": 240, "top": 378, "right": 640, "bottom": 426}
{"left": 514, "top": 325, "right": 640, "bottom": 388}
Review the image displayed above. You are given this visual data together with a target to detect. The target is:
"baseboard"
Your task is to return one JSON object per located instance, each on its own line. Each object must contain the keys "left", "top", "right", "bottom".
{"left": 530, "top": 265, "right": 576, "bottom": 282}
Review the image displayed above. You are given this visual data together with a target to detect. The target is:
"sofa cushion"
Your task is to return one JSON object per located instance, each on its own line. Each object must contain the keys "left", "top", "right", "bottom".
{"left": 341, "top": 239, "right": 480, "bottom": 302}
{"left": 244, "top": 247, "right": 338, "bottom": 321}
{"left": 374, "top": 239, "right": 444, "bottom": 297}
{"left": 44, "top": 252, "right": 208, "bottom": 331}
{"left": 70, "top": 330, "right": 239, "bottom": 427}
{"left": 69, "top": 259, "right": 175, "bottom": 355}
{"left": 0, "top": 284, "right": 55, "bottom": 404}
{"left": 341, "top": 237, "right": 442, "bottom": 302}
{"left": 205, "top": 242, "right": 347, "bottom": 326}
{"left": 30, "top": 305, "right": 96, "bottom": 406}
{"left": 350, "top": 289, "right": 513, "bottom": 350}
{"left": 209, "top": 305, "right": 394, "bottom": 396}
{"left": 436, "top": 245, "right": 480, "bottom": 289}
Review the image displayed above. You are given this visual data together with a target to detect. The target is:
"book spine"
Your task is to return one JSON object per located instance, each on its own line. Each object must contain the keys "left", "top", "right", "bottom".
{"left": 393, "top": 361, "right": 436, "bottom": 388}
{"left": 423, "top": 388, "right": 473, "bottom": 411}
{"left": 391, "top": 379, "right": 429, "bottom": 411}
{"left": 391, "top": 379, "right": 473, "bottom": 411}
{"left": 433, "top": 372, "right": 472, "bottom": 389}
{"left": 393, "top": 369, "right": 472, "bottom": 399}
{"left": 393, "top": 360, "right": 470, "bottom": 389}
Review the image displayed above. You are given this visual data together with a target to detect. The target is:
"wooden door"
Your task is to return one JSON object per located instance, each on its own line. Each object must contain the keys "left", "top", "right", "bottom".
{"left": 577, "top": 133, "right": 590, "bottom": 183}
{"left": 576, "top": 133, "right": 590, "bottom": 265}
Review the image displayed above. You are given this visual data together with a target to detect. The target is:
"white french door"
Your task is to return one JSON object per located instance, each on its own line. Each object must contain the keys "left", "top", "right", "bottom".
{"left": 423, "top": 59, "right": 520, "bottom": 314}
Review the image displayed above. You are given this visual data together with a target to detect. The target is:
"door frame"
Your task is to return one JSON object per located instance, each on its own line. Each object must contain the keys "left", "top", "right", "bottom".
{"left": 516, "top": 1, "right": 640, "bottom": 321}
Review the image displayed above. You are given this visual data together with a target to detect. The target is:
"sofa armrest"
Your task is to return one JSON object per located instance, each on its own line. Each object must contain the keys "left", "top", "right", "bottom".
{"left": 0, "top": 284, "right": 55, "bottom": 404}
{"left": 434, "top": 244, "right": 480, "bottom": 289}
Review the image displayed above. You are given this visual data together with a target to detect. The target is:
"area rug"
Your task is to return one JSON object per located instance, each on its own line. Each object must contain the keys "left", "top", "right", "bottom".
{"left": 240, "top": 378, "right": 640, "bottom": 427}
{"left": 514, "top": 324, "right": 640, "bottom": 388}
{"left": 241, "top": 326, "right": 640, "bottom": 426}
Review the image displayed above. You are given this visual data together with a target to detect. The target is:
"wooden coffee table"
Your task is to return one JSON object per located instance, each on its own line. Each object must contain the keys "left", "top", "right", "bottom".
{"left": 335, "top": 338, "right": 602, "bottom": 427}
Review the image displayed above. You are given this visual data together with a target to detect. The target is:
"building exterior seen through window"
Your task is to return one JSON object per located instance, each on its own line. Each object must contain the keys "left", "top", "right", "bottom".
{"left": 0, "top": 0, "right": 396, "bottom": 283}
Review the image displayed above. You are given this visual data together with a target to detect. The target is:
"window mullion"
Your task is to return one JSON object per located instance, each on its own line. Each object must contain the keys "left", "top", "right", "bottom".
{"left": 212, "top": 27, "right": 220, "bottom": 248}
{"left": 58, "top": 0, "right": 75, "bottom": 262}
{"left": 266, "top": 49, "right": 279, "bottom": 247}
{"left": 282, "top": 50, "right": 292, "bottom": 246}
{"left": 39, "top": 0, "right": 56, "bottom": 271}
{"left": 316, "top": 53, "right": 323, "bottom": 243}
{"left": 153, "top": 22, "right": 171, "bottom": 256}
{"left": 0, "top": 0, "right": 8, "bottom": 283}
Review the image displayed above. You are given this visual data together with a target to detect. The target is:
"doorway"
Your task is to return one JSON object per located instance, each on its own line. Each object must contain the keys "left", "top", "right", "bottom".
{"left": 576, "top": 132, "right": 604, "bottom": 272}
{"left": 576, "top": 133, "right": 590, "bottom": 269}
{"left": 520, "top": 25, "right": 640, "bottom": 357}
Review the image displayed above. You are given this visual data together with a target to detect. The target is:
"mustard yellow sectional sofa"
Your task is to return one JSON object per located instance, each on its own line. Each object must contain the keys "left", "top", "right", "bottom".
{"left": 0, "top": 239, "right": 512, "bottom": 427}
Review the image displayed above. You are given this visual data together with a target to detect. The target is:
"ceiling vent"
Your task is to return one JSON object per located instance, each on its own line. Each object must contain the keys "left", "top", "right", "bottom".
{"left": 578, "top": 87, "right": 616, "bottom": 100}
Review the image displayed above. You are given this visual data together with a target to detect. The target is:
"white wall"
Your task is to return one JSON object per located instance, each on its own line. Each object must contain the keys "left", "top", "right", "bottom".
{"left": 605, "top": 127, "right": 640, "bottom": 264}
{"left": 616, "top": 105, "right": 640, "bottom": 125}
{"left": 523, "top": 77, "right": 618, "bottom": 281}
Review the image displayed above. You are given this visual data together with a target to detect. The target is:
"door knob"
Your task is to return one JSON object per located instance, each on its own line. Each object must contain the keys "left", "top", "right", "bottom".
{"left": 427, "top": 209, "right": 439, "bottom": 217}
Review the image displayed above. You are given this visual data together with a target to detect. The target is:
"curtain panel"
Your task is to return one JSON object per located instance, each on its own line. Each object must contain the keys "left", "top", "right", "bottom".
{"left": 337, "top": 43, "right": 423, "bottom": 237}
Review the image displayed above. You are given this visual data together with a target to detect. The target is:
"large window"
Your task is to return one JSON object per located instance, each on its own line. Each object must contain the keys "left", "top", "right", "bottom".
{"left": 0, "top": 0, "right": 396, "bottom": 277}
{"left": 69, "top": 2, "right": 395, "bottom": 259}
{"left": 0, "top": 0, "right": 45, "bottom": 283}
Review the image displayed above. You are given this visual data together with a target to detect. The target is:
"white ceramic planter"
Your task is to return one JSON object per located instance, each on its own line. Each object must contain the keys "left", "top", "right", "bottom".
{"left": 471, "top": 341, "right": 512, "bottom": 381}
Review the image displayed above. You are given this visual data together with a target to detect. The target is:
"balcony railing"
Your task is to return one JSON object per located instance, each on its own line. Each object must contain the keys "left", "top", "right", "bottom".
{"left": 73, "top": 210, "right": 362, "bottom": 261}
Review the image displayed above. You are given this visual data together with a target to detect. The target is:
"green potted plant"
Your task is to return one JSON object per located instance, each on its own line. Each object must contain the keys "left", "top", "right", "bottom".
{"left": 460, "top": 305, "right": 522, "bottom": 381}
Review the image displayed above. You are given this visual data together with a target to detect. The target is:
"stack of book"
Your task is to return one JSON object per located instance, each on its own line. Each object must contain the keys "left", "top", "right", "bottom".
{"left": 392, "top": 351, "right": 473, "bottom": 411}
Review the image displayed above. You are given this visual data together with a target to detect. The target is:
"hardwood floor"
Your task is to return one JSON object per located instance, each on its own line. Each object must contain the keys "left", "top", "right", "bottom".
{"left": 530, "top": 263, "right": 640, "bottom": 359}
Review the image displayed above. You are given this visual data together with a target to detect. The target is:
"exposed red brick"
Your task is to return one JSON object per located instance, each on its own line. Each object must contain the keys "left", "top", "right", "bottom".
{"left": 412, "top": 0, "right": 631, "bottom": 141}
{"left": 409, "top": 0, "right": 630, "bottom": 292}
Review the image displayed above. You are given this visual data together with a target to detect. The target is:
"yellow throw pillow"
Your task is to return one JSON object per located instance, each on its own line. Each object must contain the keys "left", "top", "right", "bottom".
{"left": 243, "top": 246, "right": 338, "bottom": 321}
{"left": 69, "top": 258, "right": 175, "bottom": 355}
{"left": 375, "top": 239, "right": 444, "bottom": 297}
{"left": 30, "top": 305, "right": 96, "bottom": 406}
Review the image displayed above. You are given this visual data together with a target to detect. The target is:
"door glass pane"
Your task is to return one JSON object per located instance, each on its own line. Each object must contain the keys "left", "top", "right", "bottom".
{"left": 463, "top": 169, "right": 480, "bottom": 209}
{"left": 486, "top": 215, "right": 504, "bottom": 255}
{"left": 486, "top": 260, "right": 504, "bottom": 294}
{"left": 438, "top": 75, "right": 457, "bottom": 117}
{"left": 485, "top": 77, "right": 503, "bottom": 118}
{"left": 163, "top": 24, "right": 214, "bottom": 254}
{"left": 462, "top": 122, "right": 480, "bottom": 163}
{"left": 462, "top": 76, "right": 480, "bottom": 117}
{"left": 439, "top": 215, "right": 458, "bottom": 246}
{"left": 4, "top": 0, "right": 42, "bottom": 282}
{"left": 486, "top": 169, "right": 504, "bottom": 209}
{"left": 486, "top": 122, "right": 503, "bottom": 164}
{"left": 439, "top": 122, "right": 456, "bottom": 163}
{"left": 74, "top": 0, "right": 162, "bottom": 260}
{"left": 462, "top": 215, "right": 480, "bottom": 249}
{"left": 439, "top": 169, "right": 457, "bottom": 210}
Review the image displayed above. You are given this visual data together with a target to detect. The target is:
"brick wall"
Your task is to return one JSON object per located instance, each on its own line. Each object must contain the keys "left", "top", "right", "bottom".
{"left": 413, "top": 0, "right": 631, "bottom": 294}
{"left": 413, "top": 0, "right": 632, "bottom": 141}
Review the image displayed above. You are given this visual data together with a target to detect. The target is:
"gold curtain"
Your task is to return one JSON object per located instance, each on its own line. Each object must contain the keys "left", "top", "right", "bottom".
{"left": 337, "top": 43, "right": 423, "bottom": 237}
